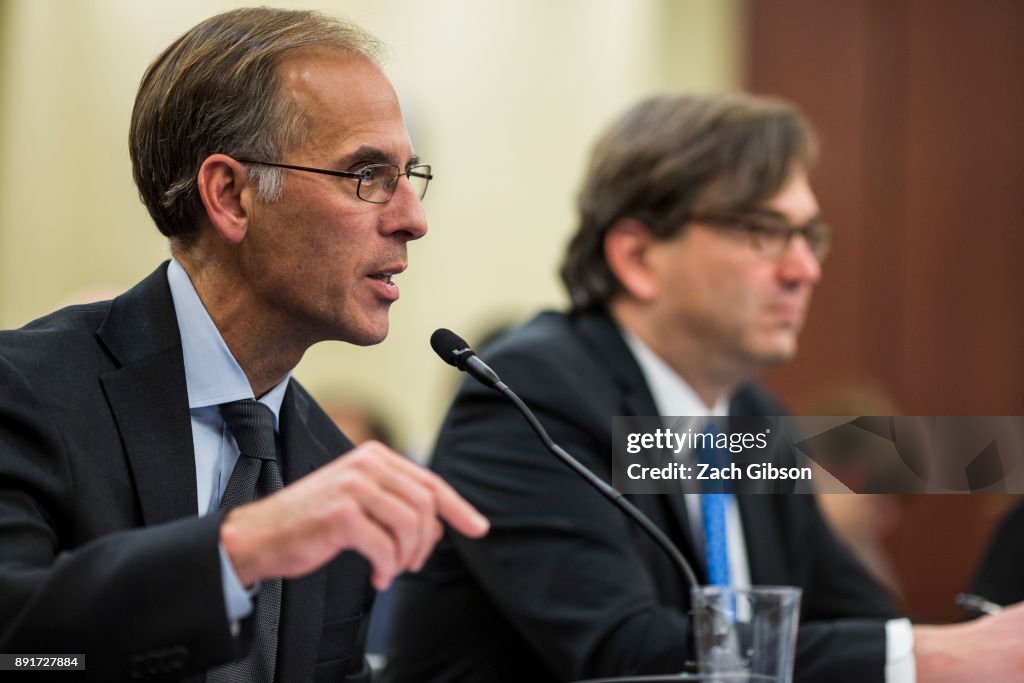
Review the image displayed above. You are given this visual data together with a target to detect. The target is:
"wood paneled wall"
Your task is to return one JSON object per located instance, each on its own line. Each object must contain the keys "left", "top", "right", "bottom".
{"left": 746, "top": 0, "right": 1024, "bottom": 621}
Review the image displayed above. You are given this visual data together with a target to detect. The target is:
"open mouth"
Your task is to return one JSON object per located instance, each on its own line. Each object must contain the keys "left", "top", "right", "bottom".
{"left": 368, "top": 272, "right": 396, "bottom": 287}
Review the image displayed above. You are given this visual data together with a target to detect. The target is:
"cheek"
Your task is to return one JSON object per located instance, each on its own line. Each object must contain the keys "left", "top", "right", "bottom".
{"left": 690, "top": 264, "right": 752, "bottom": 312}
{"left": 286, "top": 216, "right": 364, "bottom": 279}
{"left": 732, "top": 265, "right": 778, "bottom": 310}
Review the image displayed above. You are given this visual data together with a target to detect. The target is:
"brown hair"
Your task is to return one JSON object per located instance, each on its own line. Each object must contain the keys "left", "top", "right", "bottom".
{"left": 560, "top": 92, "right": 817, "bottom": 310}
{"left": 129, "top": 7, "right": 383, "bottom": 246}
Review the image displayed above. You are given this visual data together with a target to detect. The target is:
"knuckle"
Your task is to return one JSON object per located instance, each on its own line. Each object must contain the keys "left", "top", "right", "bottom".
{"left": 328, "top": 497, "right": 362, "bottom": 528}
{"left": 337, "top": 471, "right": 372, "bottom": 498}
{"left": 354, "top": 447, "right": 389, "bottom": 476}
{"left": 344, "top": 446, "right": 375, "bottom": 469}
{"left": 406, "top": 486, "right": 435, "bottom": 513}
{"left": 391, "top": 507, "right": 420, "bottom": 540}
{"left": 350, "top": 452, "right": 371, "bottom": 470}
{"left": 422, "top": 470, "right": 449, "bottom": 494}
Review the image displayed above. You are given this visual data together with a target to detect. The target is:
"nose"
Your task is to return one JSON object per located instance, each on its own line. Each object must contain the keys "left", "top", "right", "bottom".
{"left": 381, "top": 175, "right": 428, "bottom": 241}
{"left": 777, "top": 234, "right": 822, "bottom": 287}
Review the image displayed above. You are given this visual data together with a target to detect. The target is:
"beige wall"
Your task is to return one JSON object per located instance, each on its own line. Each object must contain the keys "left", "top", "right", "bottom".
{"left": 0, "top": 0, "right": 742, "bottom": 455}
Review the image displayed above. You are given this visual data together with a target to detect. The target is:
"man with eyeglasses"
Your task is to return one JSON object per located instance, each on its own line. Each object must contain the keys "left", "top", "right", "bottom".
{"left": 0, "top": 8, "right": 487, "bottom": 681}
{"left": 385, "top": 93, "right": 1024, "bottom": 682}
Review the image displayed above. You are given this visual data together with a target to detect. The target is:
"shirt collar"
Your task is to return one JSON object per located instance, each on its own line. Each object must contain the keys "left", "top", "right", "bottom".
{"left": 167, "top": 258, "right": 290, "bottom": 430}
{"left": 622, "top": 329, "right": 729, "bottom": 419}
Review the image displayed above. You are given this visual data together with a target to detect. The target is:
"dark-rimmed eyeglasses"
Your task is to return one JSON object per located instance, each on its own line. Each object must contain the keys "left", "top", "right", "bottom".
{"left": 235, "top": 159, "right": 432, "bottom": 204}
{"left": 688, "top": 211, "right": 833, "bottom": 263}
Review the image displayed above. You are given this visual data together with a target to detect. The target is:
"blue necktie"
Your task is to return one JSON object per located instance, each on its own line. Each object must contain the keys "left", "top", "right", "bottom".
{"left": 697, "top": 422, "right": 732, "bottom": 586}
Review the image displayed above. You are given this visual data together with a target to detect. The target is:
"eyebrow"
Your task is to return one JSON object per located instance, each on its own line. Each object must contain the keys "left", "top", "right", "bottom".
{"left": 748, "top": 207, "right": 822, "bottom": 226}
{"left": 338, "top": 145, "right": 421, "bottom": 169}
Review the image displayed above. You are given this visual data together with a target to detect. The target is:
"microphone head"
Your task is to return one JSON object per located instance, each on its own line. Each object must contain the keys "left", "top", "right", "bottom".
{"left": 430, "top": 328, "right": 476, "bottom": 371}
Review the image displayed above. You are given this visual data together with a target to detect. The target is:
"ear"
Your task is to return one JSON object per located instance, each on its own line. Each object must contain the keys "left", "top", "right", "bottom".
{"left": 196, "top": 154, "right": 252, "bottom": 245}
{"left": 604, "top": 217, "right": 660, "bottom": 302}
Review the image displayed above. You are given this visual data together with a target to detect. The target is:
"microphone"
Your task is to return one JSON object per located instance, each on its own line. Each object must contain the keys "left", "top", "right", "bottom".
{"left": 429, "top": 328, "right": 503, "bottom": 389}
{"left": 429, "top": 328, "right": 698, "bottom": 589}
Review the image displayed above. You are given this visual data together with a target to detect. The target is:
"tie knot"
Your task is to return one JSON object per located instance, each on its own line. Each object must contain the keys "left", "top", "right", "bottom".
{"left": 220, "top": 399, "right": 277, "bottom": 462}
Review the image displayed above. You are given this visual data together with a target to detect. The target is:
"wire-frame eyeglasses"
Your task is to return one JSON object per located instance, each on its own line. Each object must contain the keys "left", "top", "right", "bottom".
{"left": 235, "top": 158, "right": 432, "bottom": 204}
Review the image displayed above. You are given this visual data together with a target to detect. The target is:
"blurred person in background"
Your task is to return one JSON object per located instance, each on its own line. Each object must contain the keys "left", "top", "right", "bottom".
{"left": 385, "top": 92, "right": 1024, "bottom": 683}
{"left": 323, "top": 395, "right": 397, "bottom": 450}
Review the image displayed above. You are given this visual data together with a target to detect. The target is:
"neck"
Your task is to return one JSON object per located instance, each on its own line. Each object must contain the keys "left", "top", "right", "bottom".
{"left": 609, "top": 298, "right": 747, "bottom": 410}
{"left": 176, "top": 253, "right": 306, "bottom": 398}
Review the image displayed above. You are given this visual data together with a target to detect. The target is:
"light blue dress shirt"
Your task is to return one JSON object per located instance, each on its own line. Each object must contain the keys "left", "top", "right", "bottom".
{"left": 166, "top": 258, "right": 292, "bottom": 626}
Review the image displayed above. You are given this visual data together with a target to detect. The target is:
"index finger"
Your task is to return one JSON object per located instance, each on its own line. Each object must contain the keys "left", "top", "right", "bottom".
{"left": 355, "top": 446, "right": 490, "bottom": 538}
{"left": 426, "top": 472, "right": 490, "bottom": 538}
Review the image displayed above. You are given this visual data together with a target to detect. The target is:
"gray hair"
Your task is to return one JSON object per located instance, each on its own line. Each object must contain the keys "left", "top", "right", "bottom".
{"left": 129, "top": 7, "right": 383, "bottom": 246}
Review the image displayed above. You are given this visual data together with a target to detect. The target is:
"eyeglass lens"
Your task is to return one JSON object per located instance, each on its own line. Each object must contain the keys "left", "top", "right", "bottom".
{"left": 753, "top": 222, "right": 831, "bottom": 262}
{"left": 357, "top": 164, "right": 431, "bottom": 203}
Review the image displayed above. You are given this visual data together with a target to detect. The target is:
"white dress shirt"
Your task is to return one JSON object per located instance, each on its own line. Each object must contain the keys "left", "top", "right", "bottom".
{"left": 621, "top": 331, "right": 915, "bottom": 682}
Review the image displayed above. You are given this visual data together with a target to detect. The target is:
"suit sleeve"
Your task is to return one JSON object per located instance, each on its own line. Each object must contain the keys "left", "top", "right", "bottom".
{"left": 969, "top": 500, "right": 1024, "bottom": 607}
{"left": 733, "top": 388, "right": 901, "bottom": 682}
{"left": 785, "top": 494, "right": 901, "bottom": 683}
{"left": 432, "top": 347, "right": 692, "bottom": 681}
{"left": 0, "top": 350, "right": 248, "bottom": 679}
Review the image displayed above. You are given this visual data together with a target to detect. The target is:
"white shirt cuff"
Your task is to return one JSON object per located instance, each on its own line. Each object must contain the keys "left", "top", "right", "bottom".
{"left": 885, "top": 618, "right": 916, "bottom": 683}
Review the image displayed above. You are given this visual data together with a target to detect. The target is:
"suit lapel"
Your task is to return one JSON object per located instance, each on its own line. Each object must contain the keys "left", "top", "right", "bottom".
{"left": 275, "top": 383, "right": 332, "bottom": 683}
{"left": 97, "top": 263, "right": 198, "bottom": 524}
{"left": 729, "top": 388, "right": 791, "bottom": 584}
{"left": 101, "top": 350, "right": 197, "bottom": 523}
{"left": 576, "top": 312, "right": 793, "bottom": 587}
{"left": 735, "top": 495, "right": 785, "bottom": 585}
{"left": 279, "top": 384, "right": 334, "bottom": 483}
{"left": 574, "top": 312, "right": 701, "bottom": 571}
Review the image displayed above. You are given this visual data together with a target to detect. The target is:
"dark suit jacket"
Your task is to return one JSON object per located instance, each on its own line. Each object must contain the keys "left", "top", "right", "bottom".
{"left": 0, "top": 263, "right": 373, "bottom": 681}
{"left": 970, "top": 499, "right": 1024, "bottom": 607}
{"left": 385, "top": 310, "right": 900, "bottom": 683}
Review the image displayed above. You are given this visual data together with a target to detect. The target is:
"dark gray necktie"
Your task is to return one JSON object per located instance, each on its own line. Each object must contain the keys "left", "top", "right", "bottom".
{"left": 207, "top": 399, "right": 284, "bottom": 683}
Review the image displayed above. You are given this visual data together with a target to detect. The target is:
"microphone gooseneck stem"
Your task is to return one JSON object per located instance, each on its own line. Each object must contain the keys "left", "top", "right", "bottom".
{"left": 494, "top": 382, "right": 699, "bottom": 588}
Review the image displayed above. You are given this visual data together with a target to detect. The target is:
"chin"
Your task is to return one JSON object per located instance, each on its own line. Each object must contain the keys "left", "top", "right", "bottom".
{"left": 345, "top": 327, "right": 389, "bottom": 346}
{"left": 330, "top": 317, "right": 390, "bottom": 347}
{"left": 749, "top": 336, "right": 799, "bottom": 367}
